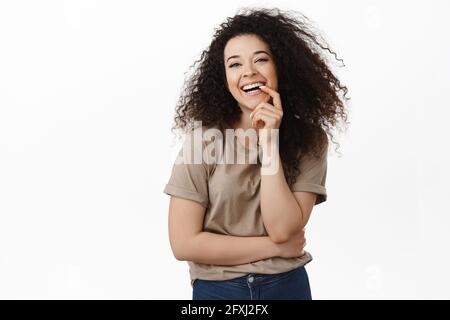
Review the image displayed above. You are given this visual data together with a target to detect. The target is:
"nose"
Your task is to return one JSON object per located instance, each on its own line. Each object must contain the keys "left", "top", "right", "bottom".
{"left": 242, "top": 64, "right": 257, "bottom": 77}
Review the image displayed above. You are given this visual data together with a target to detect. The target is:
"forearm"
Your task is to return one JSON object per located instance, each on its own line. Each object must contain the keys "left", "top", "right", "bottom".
{"left": 178, "top": 231, "right": 279, "bottom": 266}
{"left": 260, "top": 144, "right": 304, "bottom": 243}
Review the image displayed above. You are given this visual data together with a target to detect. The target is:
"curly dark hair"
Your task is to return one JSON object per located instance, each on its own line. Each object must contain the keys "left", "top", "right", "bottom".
{"left": 171, "top": 7, "right": 350, "bottom": 188}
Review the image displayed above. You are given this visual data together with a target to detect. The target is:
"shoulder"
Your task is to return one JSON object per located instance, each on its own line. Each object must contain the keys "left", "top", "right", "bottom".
{"left": 179, "top": 125, "right": 218, "bottom": 175}
{"left": 297, "top": 128, "right": 328, "bottom": 165}
{"left": 314, "top": 127, "right": 329, "bottom": 157}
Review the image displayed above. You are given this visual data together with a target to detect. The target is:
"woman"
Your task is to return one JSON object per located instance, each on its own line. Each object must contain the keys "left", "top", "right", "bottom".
{"left": 163, "top": 8, "right": 349, "bottom": 300}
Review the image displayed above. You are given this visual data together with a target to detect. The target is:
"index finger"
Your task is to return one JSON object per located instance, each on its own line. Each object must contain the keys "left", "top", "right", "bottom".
{"left": 259, "top": 85, "right": 282, "bottom": 110}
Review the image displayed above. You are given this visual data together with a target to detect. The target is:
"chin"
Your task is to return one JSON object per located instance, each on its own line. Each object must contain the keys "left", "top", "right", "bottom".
{"left": 238, "top": 101, "right": 258, "bottom": 110}
{"left": 239, "top": 96, "right": 267, "bottom": 109}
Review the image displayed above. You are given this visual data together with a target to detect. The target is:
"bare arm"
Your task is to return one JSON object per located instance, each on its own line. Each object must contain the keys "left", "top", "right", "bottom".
{"left": 253, "top": 87, "right": 327, "bottom": 244}
{"left": 168, "top": 196, "right": 280, "bottom": 265}
{"left": 260, "top": 145, "right": 305, "bottom": 243}
{"left": 187, "top": 232, "right": 278, "bottom": 265}
{"left": 259, "top": 140, "right": 320, "bottom": 243}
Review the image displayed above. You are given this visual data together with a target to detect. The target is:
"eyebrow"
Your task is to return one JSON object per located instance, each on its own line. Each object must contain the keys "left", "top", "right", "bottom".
{"left": 226, "top": 50, "right": 271, "bottom": 62}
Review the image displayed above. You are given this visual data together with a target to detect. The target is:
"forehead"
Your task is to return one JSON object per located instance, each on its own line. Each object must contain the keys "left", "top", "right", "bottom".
{"left": 224, "top": 34, "right": 270, "bottom": 59}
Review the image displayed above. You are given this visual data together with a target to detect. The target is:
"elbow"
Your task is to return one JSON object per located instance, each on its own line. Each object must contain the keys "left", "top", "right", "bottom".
{"left": 268, "top": 230, "right": 290, "bottom": 244}
{"left": 170, "top": 237, "right": 196, "bottom": 261}
{"left": 268, "top": 225, "right": 301, "bottom": 244}
{"left": 173, "top": 252, "right": 187, "bottom": 261}
{"left": 172, "top": 246, "right": 190, "bottom": 261}
{"left": 270, "top": 234, "right": 290, "bottom": 244}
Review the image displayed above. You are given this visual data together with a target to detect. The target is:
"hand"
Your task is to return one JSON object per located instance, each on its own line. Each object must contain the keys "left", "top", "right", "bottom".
{"left": 273, "top": 228, "right": 306, "bottom": 259}
{"left": 249, "top": 85, "right": 284, "bottom": 131}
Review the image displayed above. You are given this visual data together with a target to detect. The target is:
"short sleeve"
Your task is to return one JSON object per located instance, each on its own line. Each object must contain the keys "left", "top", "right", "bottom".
{"left": 290, "top": 138, "right": 328, "bottom": 205}
{"left": 163, "top": 130, "right": 212, "bottom": 209}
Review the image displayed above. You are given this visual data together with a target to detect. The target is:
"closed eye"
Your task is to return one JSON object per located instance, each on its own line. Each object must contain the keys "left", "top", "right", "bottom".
{"left": 229, "top": 58, "right": 268, "bottom": 68}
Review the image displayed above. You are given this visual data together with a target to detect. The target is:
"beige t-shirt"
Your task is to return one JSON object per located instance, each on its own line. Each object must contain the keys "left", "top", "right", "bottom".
{"left": 163, "top": 126, "right": 328, "bottom": 287}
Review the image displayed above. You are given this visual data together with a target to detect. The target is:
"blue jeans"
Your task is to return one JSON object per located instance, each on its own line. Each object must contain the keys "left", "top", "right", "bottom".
{"left": 192, "top": 265, "right": 312, "bottom": 300}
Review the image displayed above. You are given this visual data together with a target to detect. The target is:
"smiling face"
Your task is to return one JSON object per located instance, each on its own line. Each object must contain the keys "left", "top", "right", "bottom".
{"left": 224, "top": 34, "right": 278, "bottom": 111}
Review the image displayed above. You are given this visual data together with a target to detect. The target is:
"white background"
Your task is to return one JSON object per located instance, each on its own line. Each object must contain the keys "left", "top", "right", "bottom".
{"left": 1, "top": 0, "right": 449, "bottom": 299}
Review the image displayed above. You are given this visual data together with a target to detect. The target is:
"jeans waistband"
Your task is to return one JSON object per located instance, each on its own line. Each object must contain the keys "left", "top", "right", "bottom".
{"left": 228, "top": 265, "right": 305, "bottom": 286}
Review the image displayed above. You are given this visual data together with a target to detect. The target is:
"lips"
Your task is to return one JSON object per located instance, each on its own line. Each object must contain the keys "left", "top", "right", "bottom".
{"left": 240, "top": 81, "right": 266, "bottom": 91}
{"left": 239, "top": 81, "right": 266, "bottom": 98}
{"left": 242, "top": 87, "right": 263, "bottom": 96}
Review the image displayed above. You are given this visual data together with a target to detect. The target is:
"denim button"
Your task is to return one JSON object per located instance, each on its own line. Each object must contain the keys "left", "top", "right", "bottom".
{"left": 248, "top": 276, "right": 254, "bottom": 283}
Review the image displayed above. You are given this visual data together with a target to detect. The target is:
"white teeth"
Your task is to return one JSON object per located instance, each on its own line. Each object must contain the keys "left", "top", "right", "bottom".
{"left": 242, "top": 82, "right": 264, "bottom": 91}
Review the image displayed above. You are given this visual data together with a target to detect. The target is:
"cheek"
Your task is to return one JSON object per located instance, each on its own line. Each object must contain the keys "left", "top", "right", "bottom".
{"left": 225, "top": 72, "right": 240, "bottom": 91}
{"left": 263, "top": 65, "right": 277, "bottom": 82}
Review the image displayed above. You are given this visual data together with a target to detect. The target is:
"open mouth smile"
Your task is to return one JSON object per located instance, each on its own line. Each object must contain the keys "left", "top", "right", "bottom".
{"left": 240, "top": 81, "right": 266, "bottom": 96}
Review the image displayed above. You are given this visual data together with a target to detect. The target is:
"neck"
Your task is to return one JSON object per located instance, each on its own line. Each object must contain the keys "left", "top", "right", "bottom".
{"left": 233, "top": 104, "right": 258, "bottom": 133}
{"left": 231, "top": 105, "right": 261, "bottom": 151}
